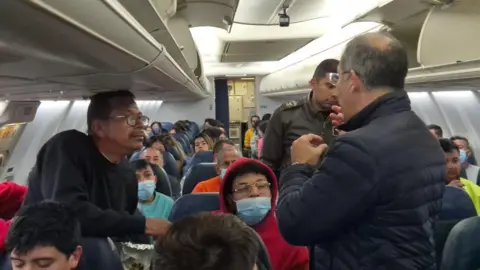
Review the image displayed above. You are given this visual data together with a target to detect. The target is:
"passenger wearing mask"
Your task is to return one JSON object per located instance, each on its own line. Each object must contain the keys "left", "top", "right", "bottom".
{"left": 193, "top": 133, "right": 214, "bottom": 154}
{"left": 452, "top": 136, "right": 480, "bottom": 183}
{"left": 24, "top": 90, "right": 170, "bottom": 239}
{"left": 276, "top": 33, "right": 445, "bottom": 270}
{"left": 440, "top": 138, "right": 480, "bottom": 214}
{"left": 192, "top": 147, "right": 241, "bottom": 193}
{"left": 6, "top": 202, "right": 82, "bottom": 270}
{"left": 244, "top": 115, "right": 260, "bottom": 151}
{"left": 0, "top": 182, "right": 27, "bottom": 253}
{"left": 427, "top": 124, "right": 443, "bottom": 138}
{"left": 132, "top": 159, "right": 174, "bottom": 220}
{"left": 154, "top": 213, "right": 260, "bottom": 270}
{"left": 261, "top": 59, "right": 339, "bottom": 178}
{"left": 218, "top": 158, "right": 309, "bottom": 270}
{"left": 140, "top": 147, "right": 181, "bottom": 197}
{"left": 150, "top": 122, "right": 164, "bottom": 136}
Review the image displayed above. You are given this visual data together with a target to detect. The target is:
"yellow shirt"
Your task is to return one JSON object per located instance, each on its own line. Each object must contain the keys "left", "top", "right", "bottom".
{"left": 244, "top": 128, "right": 254, "bottom": 148}
{"left": 460, "top": 178, "right": 480, "bottom": 215}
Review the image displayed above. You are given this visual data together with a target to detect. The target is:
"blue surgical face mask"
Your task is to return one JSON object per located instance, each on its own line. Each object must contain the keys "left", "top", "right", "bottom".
{"left": 235, "top": 197, "right": 271, "bottom": 225}
{"left": 152, "top": 126, "right": 160, "bottom": 133}
{"left": 138, "top": 180, "right": 156, "bottom": 200}
{"left": 459, "top": 150, "right": 468, "bottom": 164}
{"left": 220, "top": 168, "right": 227, "bottom": 179}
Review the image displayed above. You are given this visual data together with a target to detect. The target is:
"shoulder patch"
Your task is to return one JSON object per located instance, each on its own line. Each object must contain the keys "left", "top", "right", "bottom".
{"left": 277, "top": 99, "right": 305, "bottom": 112}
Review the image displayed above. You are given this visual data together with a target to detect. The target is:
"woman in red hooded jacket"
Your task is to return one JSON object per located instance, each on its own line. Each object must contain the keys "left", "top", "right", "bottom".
{"left": 0, "top": 182, "right": 27, "bottom": 252}
{"left": 217, "top": 158, "right": 309, "bottom": 270}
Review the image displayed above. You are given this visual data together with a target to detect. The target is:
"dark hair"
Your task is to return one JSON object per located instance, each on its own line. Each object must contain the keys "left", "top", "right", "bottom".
{"left": 203, "top": 128, "right": 223, "bottom": 142}
{"left": 154, "top": 213, "right": 259, "bottom": 270}
{"left": 173, "top": 122, "right": 187, "bottom": 133}
{"left": 217, "top": 121, "right": 225, "bottom": 128}
{"left": 250, "top": 115, "right": 260, "bottom": 122}
{"left": 213, "top": 139, "right": 236, "bottom": 154}
{"left": 439, "top": 138, "right": 459, "bottom": 153}
{"left": 87, "top": 90, "right": 136, "bottom": 135}
{"left": 340, "top": 32, "right": 408, "bottom": 91}
{"left": 129, "top": 158, "right": 152, "bottom": 171}
{"left": 261, "top": 114, "right": 271, "bottom": 121}
{"left": 451, "top": 136, "right": 470, "bottom": 147}
{"left": 204, "top": 118, "right": 218, "bottom": 127}
{"left": 313, "top": 59, "right": 339, "bottom": 80}
{"left": 427, "top": 124, "right": 443, "bottom": 137}
{"left": 6, "top": 201, "right": 81, "bottom": 256}
{"left": 194, "top": 133, "right": 214, "bottom": 150}
{"left": 257, "top": 121, "right": 268, "bottom": 134}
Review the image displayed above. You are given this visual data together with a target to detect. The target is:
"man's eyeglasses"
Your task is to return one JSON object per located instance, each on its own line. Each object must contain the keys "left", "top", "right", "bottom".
{"left": 327, "top": 73, "right": 340, "bottom": 86}
{"left": 233, "top": 181, "right": 271, "bottom": 197}
{"left": 112, "top": 114, "right": 150, "bottom": 127}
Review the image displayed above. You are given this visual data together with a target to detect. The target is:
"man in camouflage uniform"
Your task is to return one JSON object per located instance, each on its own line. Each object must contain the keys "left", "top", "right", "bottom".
{"left": 261, "top": 59, "right": 339, "bottom": 177}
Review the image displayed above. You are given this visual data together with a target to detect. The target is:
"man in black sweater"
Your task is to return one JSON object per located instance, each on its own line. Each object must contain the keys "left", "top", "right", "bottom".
{"left": 24, "top": 90, "right": 169, "bottom": 238}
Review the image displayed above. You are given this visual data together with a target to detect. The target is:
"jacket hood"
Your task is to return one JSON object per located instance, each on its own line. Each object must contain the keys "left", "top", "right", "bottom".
{"left": 0, "top": 182, "right": 27, "bottom": 219}
{"left": 218, "top": 158, "right": 278, "bottom": 216}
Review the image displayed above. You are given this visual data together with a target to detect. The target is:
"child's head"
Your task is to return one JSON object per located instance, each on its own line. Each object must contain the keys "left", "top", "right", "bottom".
{"left": 6, "top": 201, "right": 82, "bottom": 270}
{"left": 154, "top": 213, "right": 259, "bottom": 270}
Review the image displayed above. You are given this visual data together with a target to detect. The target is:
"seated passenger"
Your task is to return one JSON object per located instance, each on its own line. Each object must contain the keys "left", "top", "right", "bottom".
{"left": 154, "top": 213, "right": 259, "bottom": 270}
{"left": 6, "top": 201, "right": 82, "bottom": 270}
{"left": 440, "top": 138, "right": 480, "bottom": 214}
{"left": 132, "top": 159, "right": 174, "bottom": 220}
{"left": 193, "top": 133, "right": 214, "bottom": 154}
{"left": 141, "top": 147, "right": 181, "bottom": 197}
{"left": 451, "top": 136, "right": 480, "bottom": 182}
{"left": 203, "top": 118, "right": 219, "bottom": 129}
{"left": 150, "top": 122, "right": 165, "bottom": 136}
{"left": 204, "top": 127, "right": 224, "bottom": 143}
{"left": 192, "top": 147, "right": 241, "bottom": 193}
{"left": 218, "top": 158, "right": 309, "bottom": 270}
{"left": 0, "top": 182, "right": 27, "bottom": 253}
{"left": 23, "top": 90, "right": 170, "bottom": 239}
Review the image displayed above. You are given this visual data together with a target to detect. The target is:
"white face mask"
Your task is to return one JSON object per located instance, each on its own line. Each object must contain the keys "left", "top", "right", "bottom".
{"left": 220, "top": 168, "right": 227, "bottom": 179}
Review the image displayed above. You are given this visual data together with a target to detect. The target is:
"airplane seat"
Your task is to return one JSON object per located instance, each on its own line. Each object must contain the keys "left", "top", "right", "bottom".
{"left": 129, "top": 148, "right": 145, "bottom": 162}
{"left": 440, "top": 186, "right": 477, "bottom": 221}
{"left": 76, "top": 238, "right": 123, "bottom": 270}
{"left": 182, "top": 163, "right": 217, "bottom": 195}
{"left": 172, "top": 134, "right": 188, "bottom": 154}
{"left": 0, "top": 253, "right": 10, "bottom": 270}
{"left": 168, "top": 193, "right": 220, "bottom": 222}
{"left": 161, "top": 122, "right": 173, "bottom": 131}
{"left": 163, "top": 152, "right": 179, "bottom": 179}
{"left": 150, "top": 163, "right": 172, "bottom": 197}
{"left": 165, "top": 144, "right": 181, "bottom": 161}
{"left": 191, "top": 151, "right": 214, "bottom": 164}
{"left": 441, "top": 216, "right": 480, "bottom": 270}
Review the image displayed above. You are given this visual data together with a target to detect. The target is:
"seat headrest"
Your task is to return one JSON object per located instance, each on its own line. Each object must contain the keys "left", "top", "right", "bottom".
{"left": 168, "top": 193, "right": 220, "bottom": 222}
{"left": 440, "top": 186, "right": 477, "bottom": 220}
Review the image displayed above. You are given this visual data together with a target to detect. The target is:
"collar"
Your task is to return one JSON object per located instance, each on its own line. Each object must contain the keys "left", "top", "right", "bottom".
{"left": 339, "top": 90, "right": 411, "bottom": 132}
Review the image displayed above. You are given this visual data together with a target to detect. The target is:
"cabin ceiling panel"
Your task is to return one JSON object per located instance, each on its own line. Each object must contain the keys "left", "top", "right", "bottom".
{"left": 407, "top": 78, "right": 480, "bottom": 91}
{"left": 221, "top": 38, "right": 314, "bottom": 62}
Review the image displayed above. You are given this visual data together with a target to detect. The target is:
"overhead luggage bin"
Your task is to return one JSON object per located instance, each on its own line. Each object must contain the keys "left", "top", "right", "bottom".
{"left": 0, "top": 0, "right": 208, "bottom": 101}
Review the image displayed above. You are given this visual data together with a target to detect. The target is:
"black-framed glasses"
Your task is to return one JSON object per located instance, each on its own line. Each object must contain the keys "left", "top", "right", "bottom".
{"left": 233, "top": 181, "right": 271, "bottom": 196}
{"left": 112, "top": 114, "right": 150, "bottom": 127}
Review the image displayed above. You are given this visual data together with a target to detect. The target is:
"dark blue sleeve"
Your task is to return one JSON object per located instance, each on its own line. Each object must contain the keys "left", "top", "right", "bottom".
{"left": 276, "top": 138, "right": 378, "bottom": 246}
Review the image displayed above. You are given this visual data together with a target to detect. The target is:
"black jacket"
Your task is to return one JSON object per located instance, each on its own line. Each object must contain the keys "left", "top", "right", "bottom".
{"left": 276, "top": 91, "right": 445, "bottom": 270}
{"left": 24, "top": 130, "right": 146, "bottom": 237}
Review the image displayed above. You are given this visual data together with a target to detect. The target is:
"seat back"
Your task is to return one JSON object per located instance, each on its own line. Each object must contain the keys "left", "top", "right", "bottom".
{"left": 440, "top": 186, "right": 477, "bottom": 220}
{"left": 77, "top": 238, "right": 124, "bottom": 270}
{"left": 0, "top": 253, "right": 10, "bottom": 270}
{"left": 441, "top": 216, "right": 480, "bottom": 270}
{"left": 191, "top": 151, "right": 214, "bottom": 165}
{"left": 163, "top": 152, "right": 179, "bottom": 178}
{"left": 161, "top": 122, "right": 173, "bottom": 131}
{"left": 182, "top": 163, "right": 217, "bottom": 195}
{"left": 168, "top": 193, "right": 220, "bottom": 222}
{"left": 434, "top": 219, "right": 462, "bottom": 269}
{"left": 151, "top": 163, "right": 172, "bottom": 197}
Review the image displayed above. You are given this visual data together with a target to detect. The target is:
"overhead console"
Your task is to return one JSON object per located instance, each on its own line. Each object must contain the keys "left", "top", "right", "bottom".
{"left": 260, "top": 0, "right": 480, "bottom": 96}
{"left": 0, "top": 0, "right": 208, "bottom": 101}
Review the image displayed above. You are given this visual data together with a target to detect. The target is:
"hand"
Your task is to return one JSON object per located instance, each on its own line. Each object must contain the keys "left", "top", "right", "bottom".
{"left": 448, "top": 179, "right": 465, "bottom": 189}
{"left": 329, "top": 105, "right": 344, "bottom": 127}
{"left": 145, "top": 218, "right": 171, "bottom": 237}
{"left": 291, "top": 134, "right": 328, "bottom": 166}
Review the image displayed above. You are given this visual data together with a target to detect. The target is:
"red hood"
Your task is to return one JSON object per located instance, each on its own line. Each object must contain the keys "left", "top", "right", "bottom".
{"left": 218, "top": 158, "right": 278, "bottom": 216}
{"left": 0, "top": 182, "right": 27, "bottom": 219}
